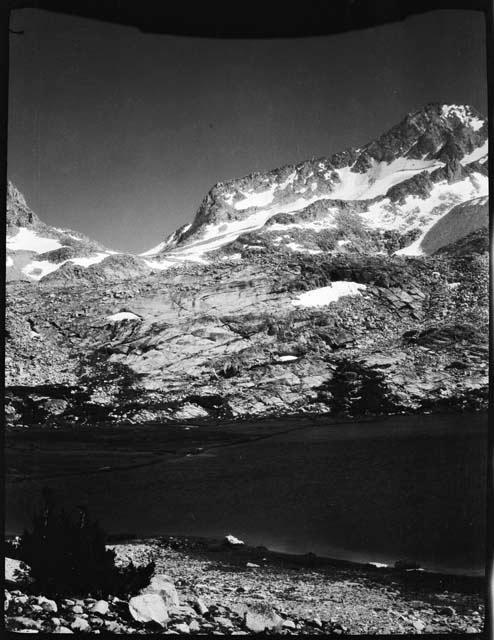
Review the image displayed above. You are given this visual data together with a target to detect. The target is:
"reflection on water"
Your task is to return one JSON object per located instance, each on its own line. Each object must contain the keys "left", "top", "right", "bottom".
{"left": 6, "top": 412, "right": 487, "bottom": 576}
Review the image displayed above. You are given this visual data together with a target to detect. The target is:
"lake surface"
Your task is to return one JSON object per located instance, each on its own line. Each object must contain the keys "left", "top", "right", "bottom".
{"left": 6, "top": 412, "right": 488, "bottom": 576}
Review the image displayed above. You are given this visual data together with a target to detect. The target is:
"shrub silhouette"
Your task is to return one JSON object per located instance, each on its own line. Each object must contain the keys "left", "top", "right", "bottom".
{"left": 18, "top": 490, "right": 154, "bottom": 598}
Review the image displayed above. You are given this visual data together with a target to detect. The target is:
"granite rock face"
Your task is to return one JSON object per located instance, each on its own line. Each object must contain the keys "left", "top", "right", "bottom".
{"left": 5, "top": 104, "right": 489, "bottom": 427}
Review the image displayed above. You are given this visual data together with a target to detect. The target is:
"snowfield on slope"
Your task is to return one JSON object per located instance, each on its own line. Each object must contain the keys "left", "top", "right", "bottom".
{"left": 21, "top": 252, "right": 114, "bottom": 281}
{"left": 6, "top": 228, "right": 65, "bottom": 253}
{"left": 331, "top": 156, "right": 444, "bottom": 201}
{"left": 441, "top": 104, "right": 485, "bottom": 131}
{"left": 292, "top": 282, "right": 367, "bottom": 307}
{"left": 393, "top": 173, "right": 488, "bottom": 256}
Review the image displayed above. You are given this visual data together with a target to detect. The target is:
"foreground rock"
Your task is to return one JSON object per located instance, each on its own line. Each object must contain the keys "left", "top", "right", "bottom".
{"left": 128, "top": 593, "right": 169, "bottom": 626}
{"left": 5, "top": 557, "right": 31, "bottom": 586}
{"left": 244, "top": 603, "right": 283, "bottom": 633}
{"left": 141, "top": 573, "right": 179, "bottom": 607}
{"left": 5, "top": 536, "right": 484, "bottom": 635}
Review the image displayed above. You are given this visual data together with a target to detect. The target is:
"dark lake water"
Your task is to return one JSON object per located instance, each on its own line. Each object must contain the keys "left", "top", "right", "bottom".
{"left": 6, "top": 412, "right": 487, "bottom": 576}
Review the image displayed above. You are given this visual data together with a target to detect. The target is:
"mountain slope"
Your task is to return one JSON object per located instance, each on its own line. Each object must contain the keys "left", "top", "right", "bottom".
{"left": 4, "top": 103, "right": 489, "bottom": 428}
{"left": 6, "top": 182, "right": 155, "bottom": 283}
{"left": 142, "top": 103, "right": 487, "bottom": 266}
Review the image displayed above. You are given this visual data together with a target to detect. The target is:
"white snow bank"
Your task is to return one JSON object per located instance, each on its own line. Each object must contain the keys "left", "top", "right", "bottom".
{"left": 21, "top": 260, "right": 63, "bottom": 280}
{"left": 19, "top": 251, "right": 113, "bottom": 281}
{"left": 285, "top": 242, "right": 322, "bottom": 255}
{"left": 369, "top": 172, "right": 488, "bottom": 236}
{"left": 70, "top": 252, "right": 109, "bottom": 267}
{"left": 234, "top": 186, "right": 276, "bottom": 210}
{"left": 441, "top": 104, "right": 485, "bottom": 131}
{"left": 276, "top": 355, "right": 299, "bottom": 362}
{"left": 140, "top": 224, "right": 192, "bottom": 257}
{"left": 292, "top": 282, "right": 367, "bottom": 307}
{"left": 7, "top": 228, "right": 64, "bottom": 253}
{"left": 106, "top": 311, "right": 141, "bottom": 322}
{"left": 6, "top": 255, "right": 13, "bottom": 267}
{"left": 394, "top": 173, "right": 488, "bottom": 256}
{"left": 332, "top": 156, "right": 444, "bottom": 201}
{"left": 460, "top": 141, "right": 488, "bottom": 166}
{"left": 278, "top": 171, "right": 297, "bottom": 190}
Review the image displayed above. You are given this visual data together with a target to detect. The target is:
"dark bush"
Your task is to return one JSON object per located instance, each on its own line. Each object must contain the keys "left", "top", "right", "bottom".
{"left": 17, "top": 491, "right": 155, "bottom": 598}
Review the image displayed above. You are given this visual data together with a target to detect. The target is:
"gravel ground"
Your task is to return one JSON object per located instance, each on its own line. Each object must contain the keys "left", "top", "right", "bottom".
{"left": 109, "top": 536, "right": 485, "bottom": 635}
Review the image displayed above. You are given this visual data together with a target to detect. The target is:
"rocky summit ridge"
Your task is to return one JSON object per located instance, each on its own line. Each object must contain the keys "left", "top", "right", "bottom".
{"left": 5, "top": 103, "right": 489, "bottom": 427}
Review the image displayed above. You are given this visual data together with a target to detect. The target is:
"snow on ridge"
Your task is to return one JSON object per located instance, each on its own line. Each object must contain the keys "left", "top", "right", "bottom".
{"left": 7, "top": 228, "right": 64, "bottom": 253}
{"left": 106, "top": 311, "right": 141, "bottom": 323}
{"left": 21, "top": 259, "right": 64, "bottom": 280}
{"left": 285, "top": 241, "right": 322, "bottom": 255}
{"left": 70, "top": 252, "right": 110, "bottom": 268}
{"left": 365, "top": 172, "right": 488, "bottom": 234}
{"left": 156, "top": 156, "right": 445, "bottom": 261}
{"left": 140, "top": 224, "right": 192, "bottom": 257}
{"left": 441, "top": 104, "right": 485, "bottom": 131}
{"left": 460, "top": 140, "right": 488, "bottom": 166}
{"left": 394, "top": 172, "right": 488, "bottom": 257}
{"left": 278, "top": 171, "right": 297, "bottom": 190}
{"left": 234, "top": 186, "right": 276, "bottom": 211}
{"left": 332, "top": 156, "right": 444, "bottom": 201}
{"left": 19, "top": 251, "right": 114, "bottom": 281}
{"left": 292, "top": 282, "right": 367, "bottom": 307}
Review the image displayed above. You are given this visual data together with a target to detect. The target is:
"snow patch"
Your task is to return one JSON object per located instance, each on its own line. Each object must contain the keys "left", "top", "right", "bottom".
{"left": 21, "top": 260, "right": 63, "bottom": 280}
{"left": 332, "top": 156, "right": 444, "bottom": 201}
{"left": 70, "top": 252, "right": 109, "bottom": 267}
{"left": 285, "top": 242, "right": 322, "bottom": 255}
{"left": 367, "top": 172, "right": 488, "bottom": 235}
{"left": 460, "top": 140, "right": 488, "bottom": 166}
{"left": 278, "top": 171, "right": 296, "bottom": 190}
{"left": 106, "top": 311, "right": 141, "bottom": 323}
{"left": 393, "top": 173, "right": 488, "bottom": 256}
{"left": 6, "top": 255, "right": 13, "bottom": 267}
{"left": 276, "top": 355, "right": 299, "bottom": 362}
{"left": 140, "top": 224, "right": 192, "bottom": 257}
{"left": 234, "top": 186, "right": 276, "bottom": 210}
{"left": 441, "top": 104, "right": 485, "bottom": 131}
{"left": 7, "top": 228, "right": 64, "bottom": 253}
{"left": 292, "top": 282, "right": 367, "bottom": 307}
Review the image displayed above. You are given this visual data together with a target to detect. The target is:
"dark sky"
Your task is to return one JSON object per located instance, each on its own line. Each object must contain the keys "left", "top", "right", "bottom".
{"left": 8, "top": 9, "right": 487, "bottom": 253}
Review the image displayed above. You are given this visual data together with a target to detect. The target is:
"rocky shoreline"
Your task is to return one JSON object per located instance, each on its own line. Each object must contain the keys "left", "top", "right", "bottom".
{"left": 5, "top": 536, "right": 485, "bottom": 635}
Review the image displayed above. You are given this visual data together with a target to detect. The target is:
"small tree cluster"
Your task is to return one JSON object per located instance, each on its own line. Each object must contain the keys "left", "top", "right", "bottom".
{"left": 17, "top": 491, "right": 154, "bottom": 598}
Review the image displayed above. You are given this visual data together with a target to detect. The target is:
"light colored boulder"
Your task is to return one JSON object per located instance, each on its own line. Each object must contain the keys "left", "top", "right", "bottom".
{"left": 5, "top": 558, "right": 31, "bottom": 585}
{"left": 225, "top": 534, "right": 244, "bottom": 546}
{"left": 90, "top": 600, "right": 109, "bottom": 616}
{"left": 128, "top": 593, "right": 169, "bottom": 626}
{"left": 194, "top": 597, "right": 208, "bottom": 616}
{"left": 141, "top": 574, "right": 179, "bottom": 608}
{"left": 244, "top": 603, "right": 282, "bottom": 633}
{"left": 70, "top": 617, "right": 91, "bottom": 633}
{"left": 37, "top": 596, "right": 58, "bottom": 613}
